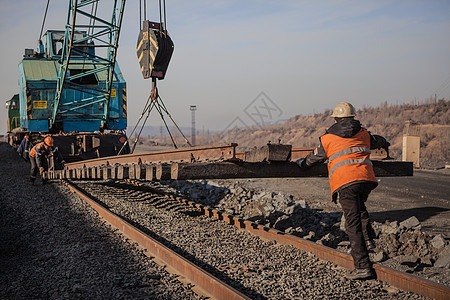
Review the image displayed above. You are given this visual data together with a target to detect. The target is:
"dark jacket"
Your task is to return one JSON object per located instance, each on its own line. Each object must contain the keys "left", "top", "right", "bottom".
{"left": 17, "top": 136, "right": 32, "bottom": 160}
{"left": 302, "top": 118, "right": 389, "bottom": 167}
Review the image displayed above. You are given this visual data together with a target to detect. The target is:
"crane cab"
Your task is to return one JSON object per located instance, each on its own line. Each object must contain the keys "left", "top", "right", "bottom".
{"left": 17, "top": 30, "right": 127, "bottom": 133}
{"left": 38, "top": 30, "right": 95, "bottom": 59}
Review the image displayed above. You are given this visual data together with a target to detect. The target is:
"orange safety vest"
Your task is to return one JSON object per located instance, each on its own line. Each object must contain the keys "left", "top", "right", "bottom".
{"left": 29, "top": 142, "right": 45, "bottom": 158}
{"left": 320, "top": 128, "right": 377, "bottom": 194}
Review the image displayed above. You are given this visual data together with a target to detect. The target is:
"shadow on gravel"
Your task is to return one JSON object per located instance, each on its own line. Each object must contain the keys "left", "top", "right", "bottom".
{"left": 370, "top": 206, "right": 449, "bottom": 224}
{"left": 0, "top": 184, "right": 176, "bottom": 298}
{"left": 75, "top": 182, "right": 266, "bottom": 300}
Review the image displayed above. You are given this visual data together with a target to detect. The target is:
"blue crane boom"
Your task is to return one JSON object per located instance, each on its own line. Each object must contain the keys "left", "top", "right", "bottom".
{"left": 52, "top": 0, "right": 127, "bottom": 132}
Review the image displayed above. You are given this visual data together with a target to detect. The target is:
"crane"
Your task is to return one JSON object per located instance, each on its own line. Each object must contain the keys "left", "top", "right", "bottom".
{"left": 51, "top": 0, "right": 126, "bottom": 133}
{"left": 7, "top": 0, "right": 182, "bottom": 160}
{"left": 7, "top": 0, "right": 129, "bottom": 160}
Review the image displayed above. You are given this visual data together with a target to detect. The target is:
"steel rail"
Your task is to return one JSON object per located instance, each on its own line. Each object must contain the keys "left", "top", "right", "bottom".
{"left": 121, "top": 179, "right": 450, "bottom": 300}
{"left": 63, "top": 179, "right": 250, "bottom": 300}
{"left": 65, "top": 143, "right": 237, "bottom": 168}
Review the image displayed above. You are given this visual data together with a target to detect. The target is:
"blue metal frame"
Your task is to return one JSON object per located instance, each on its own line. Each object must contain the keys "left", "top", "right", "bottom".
{"left": 52, "top": 0, "right": 126, "bottom": 131}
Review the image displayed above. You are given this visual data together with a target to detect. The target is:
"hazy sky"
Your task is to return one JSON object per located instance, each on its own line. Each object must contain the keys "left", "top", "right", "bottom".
{"left": 1, "top": 0, "right": 449, "bottom": 135}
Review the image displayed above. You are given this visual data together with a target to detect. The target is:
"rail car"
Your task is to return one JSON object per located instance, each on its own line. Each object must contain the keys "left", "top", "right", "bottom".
{"left": 6, "top": 29, "right": 130, "bottom": 161}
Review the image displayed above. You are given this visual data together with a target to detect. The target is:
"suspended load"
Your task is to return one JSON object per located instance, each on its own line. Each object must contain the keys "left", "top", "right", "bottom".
{"left": 122, "top": 0, "right": 191, "bottom": 155}
{"left": 137, "top": 20, "right": 174, "bottom": 80}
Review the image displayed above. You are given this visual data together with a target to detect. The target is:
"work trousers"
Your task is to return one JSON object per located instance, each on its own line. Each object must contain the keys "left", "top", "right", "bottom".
{"left": 30, "top": 156, "right": 48, "bottom": 179}
{"left": 338, "top": 182, "right": 376, "bottom": 269}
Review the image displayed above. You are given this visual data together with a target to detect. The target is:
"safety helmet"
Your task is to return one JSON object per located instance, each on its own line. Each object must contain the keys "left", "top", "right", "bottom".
{"left": 331, "top": 102, "right": 356, "bottom": 118}
{"left": 44, "top": 136, "right": 54, "bottom": 147}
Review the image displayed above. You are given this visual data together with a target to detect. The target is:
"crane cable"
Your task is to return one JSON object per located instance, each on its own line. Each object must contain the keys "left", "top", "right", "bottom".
{"left": 140, "top": 0, "right": 167, "bottom": 32}
{"left": 139, "top": 0, "right": 147, "bottom": 30}
{"left": 122, "top": 0, "right": 192, "bottom": 153}
{"left": 39, "top": 0, "right": 51, "bottom": 42}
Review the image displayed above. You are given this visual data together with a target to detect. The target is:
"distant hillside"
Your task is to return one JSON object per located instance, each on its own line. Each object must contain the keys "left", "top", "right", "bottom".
{"left": 142, "top": 99, "right": 449, "bottom": 168}
{"left": 215, "top": 99, "right": 449, "bottom": 168}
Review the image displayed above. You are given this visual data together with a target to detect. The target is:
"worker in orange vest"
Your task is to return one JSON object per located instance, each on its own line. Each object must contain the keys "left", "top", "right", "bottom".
{"left": 29, "top": 136, "right": 65, "bottom": 185}
{"left": 297, "top": 102, "right": 390, "bottom": 280}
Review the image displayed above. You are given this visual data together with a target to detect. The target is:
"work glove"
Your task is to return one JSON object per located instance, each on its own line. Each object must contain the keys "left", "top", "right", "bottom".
{"left": 296, "top": 158, "right": 306, "bottom": 168}
{"left": 331, "top": 193, "right": 338, "bottom": 204}
{"left": 61, "top": 160, "right": 66, "bottom": 167}
{"left": 39, "top": 167, "right": 45, "bottom": 175}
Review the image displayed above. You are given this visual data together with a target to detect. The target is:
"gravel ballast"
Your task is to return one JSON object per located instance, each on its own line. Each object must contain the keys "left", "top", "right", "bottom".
{"left": 0, "top": 142, "right": 200, "bottom": 299}
{"left": 0, "top": 142, "right": 435, "bottom": 299}
{"left": 164, "top": 178, "right": 450, "bottom": 286}
{"left": 75, "top": 180, "right": 425, "bottom": 299}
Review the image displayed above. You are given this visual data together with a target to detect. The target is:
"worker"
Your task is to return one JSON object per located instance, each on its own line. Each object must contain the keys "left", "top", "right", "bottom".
{"left": 17, "top": 133, "right": 32, "bottom": 161}
{"left": 297, "top": 102, "right": 390, "bottom": 280}
{"left": 29, "top": 136, "right": 65, "bottom": 185}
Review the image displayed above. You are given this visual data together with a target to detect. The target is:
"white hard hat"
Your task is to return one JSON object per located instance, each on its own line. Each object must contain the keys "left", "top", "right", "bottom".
{"left": 331, "top": 102, "right": 356, "bottom": 118}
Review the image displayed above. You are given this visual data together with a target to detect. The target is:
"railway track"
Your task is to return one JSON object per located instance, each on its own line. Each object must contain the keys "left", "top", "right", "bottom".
{"left": 63, "top": 178, "right": 450, "bottom": 299}
{"left": 51, "top": 143, "right": 412, "bottom": 182}
{"left": 64, "top": 179, "right": 248, "bottom": 300}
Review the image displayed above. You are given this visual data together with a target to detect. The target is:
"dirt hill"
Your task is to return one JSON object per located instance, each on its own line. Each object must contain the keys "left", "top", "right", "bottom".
{"left": 143, "top": 99, "right": 449, "bottom": 169}
{"left": 214, "top": 99, "right": 450, "bottom": 169}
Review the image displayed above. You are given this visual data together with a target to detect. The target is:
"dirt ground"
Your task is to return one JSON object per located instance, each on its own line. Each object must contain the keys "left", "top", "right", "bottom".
{"left": 220, "top": 169, "right": 450, "bottom": 238}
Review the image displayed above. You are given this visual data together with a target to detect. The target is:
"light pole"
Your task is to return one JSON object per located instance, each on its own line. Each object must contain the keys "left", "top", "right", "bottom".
{"left": 190, "top": 105, "right": 197, "bottom": 146}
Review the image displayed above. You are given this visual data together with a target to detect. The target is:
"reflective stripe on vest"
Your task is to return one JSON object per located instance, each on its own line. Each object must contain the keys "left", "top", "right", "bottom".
{"left": 320, "top": 128, "right": 377, "bottom": 194}
{"left": 30, "top": 142, "right": 44, "bottom": 158}
{"left": 30, "top": 145, "right": 37, "bottom": 158}
{"left": 329, "top": 158, "right": 373, "bottom": 178}
{"left": 328, "top": 147, "right": 371, "bottom": 162}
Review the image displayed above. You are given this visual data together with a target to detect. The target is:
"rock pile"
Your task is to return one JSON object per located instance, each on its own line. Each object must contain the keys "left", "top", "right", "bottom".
{"left": 165, "top": 179, "right": 450, "bottom": 285}
{"left": 371, "top": 218, "right": 450, "bottom": 267}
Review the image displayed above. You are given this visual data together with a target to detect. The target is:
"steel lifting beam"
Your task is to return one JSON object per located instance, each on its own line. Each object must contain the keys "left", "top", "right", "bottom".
{"left": 170, "top": 160, "right": 413, "bottom": 180}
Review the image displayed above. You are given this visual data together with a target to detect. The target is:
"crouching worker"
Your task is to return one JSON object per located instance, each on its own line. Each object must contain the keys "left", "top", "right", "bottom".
{"left": 29, "top": 136, "right": 65, "bottom": 185}
{"left": 297, "top": 102, "right": 390, "bottom": 280}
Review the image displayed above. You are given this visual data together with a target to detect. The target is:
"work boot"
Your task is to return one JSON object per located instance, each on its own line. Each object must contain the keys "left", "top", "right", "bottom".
{"left": 346, "top": 268, "right": 376, "bottom": 280}
{"left": 30, "top": 177, "right": 36, "bottom": 185}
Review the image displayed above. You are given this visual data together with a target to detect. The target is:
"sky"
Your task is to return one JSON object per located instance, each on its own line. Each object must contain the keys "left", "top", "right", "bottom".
{"left": 1, "top": 0, "right": 450, "bottom": 135}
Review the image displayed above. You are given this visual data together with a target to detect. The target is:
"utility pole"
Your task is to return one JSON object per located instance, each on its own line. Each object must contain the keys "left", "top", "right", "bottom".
{"left": 190, "top": 105, "right": 197, "bottom": 146}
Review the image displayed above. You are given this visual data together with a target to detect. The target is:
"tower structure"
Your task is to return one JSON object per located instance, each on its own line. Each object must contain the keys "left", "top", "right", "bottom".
{"left": 190, "top": 105, "right": 197, "bottom": 146}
